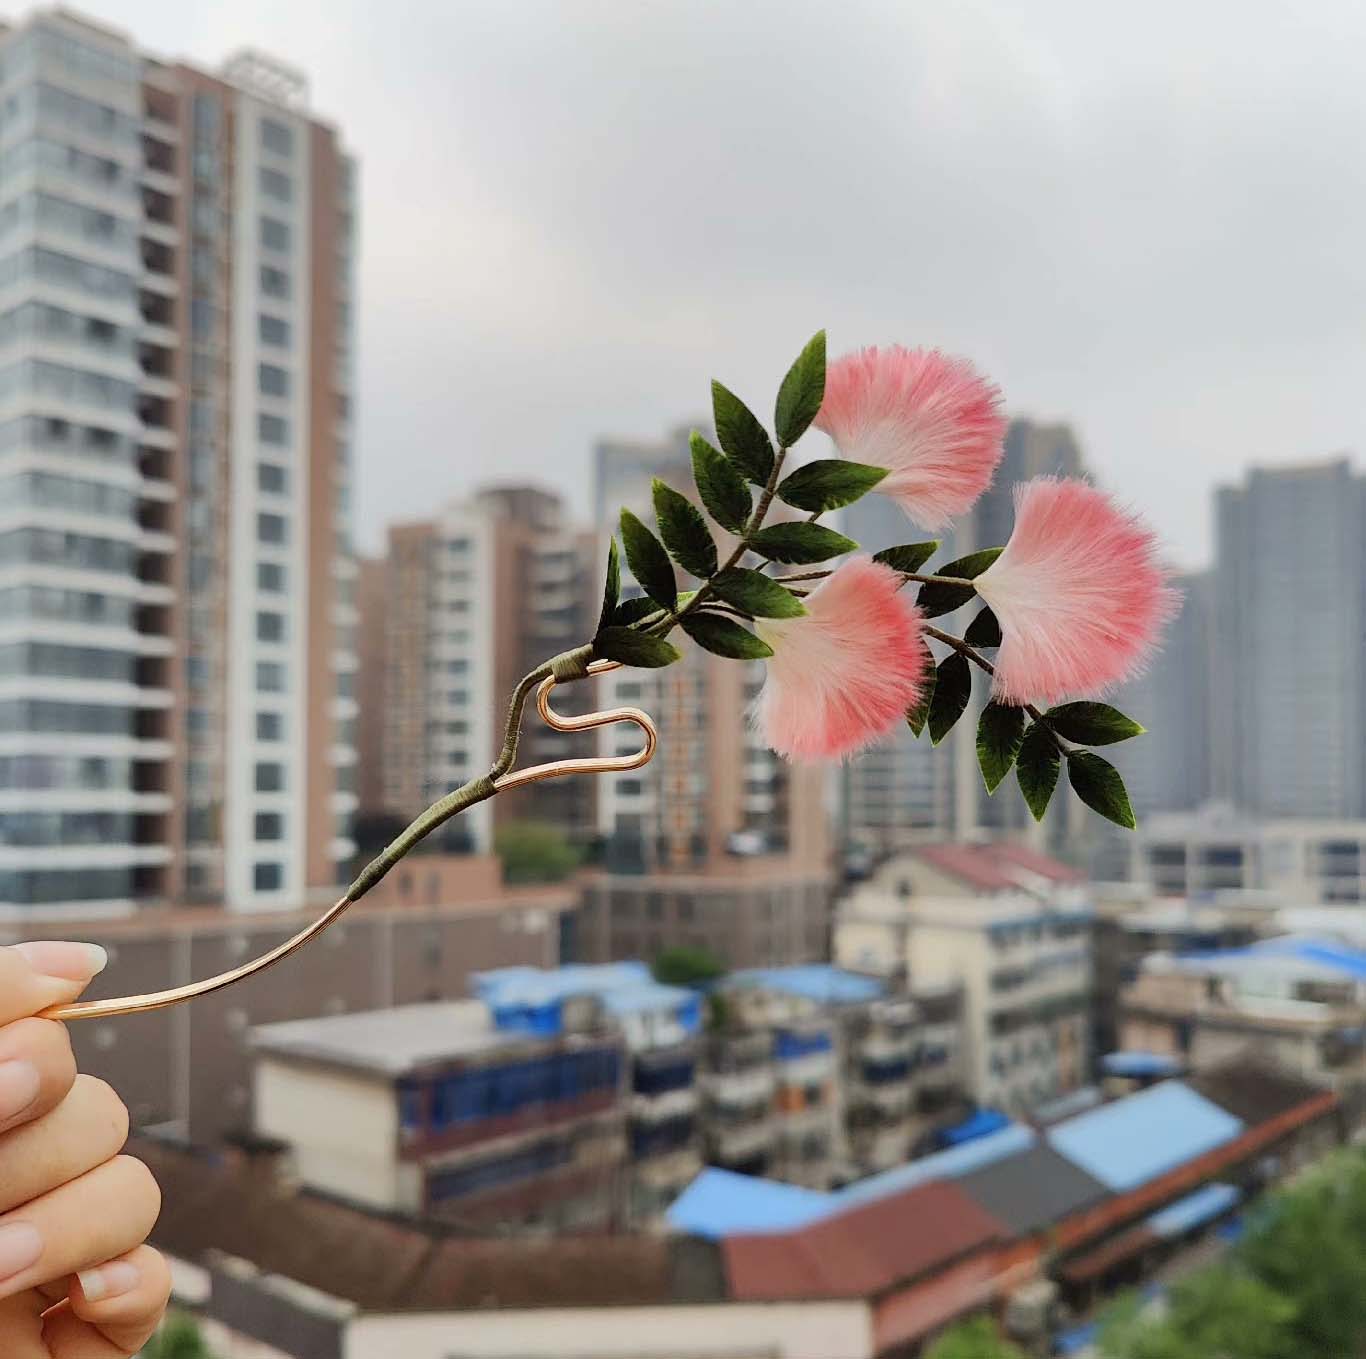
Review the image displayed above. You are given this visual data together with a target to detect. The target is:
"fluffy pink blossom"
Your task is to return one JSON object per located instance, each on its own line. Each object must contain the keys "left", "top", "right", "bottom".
{"left": 755, "top": 556, "right": 926, "bottom": 761}
{"left": 973, "top": 478, "right": 1180, "bottom": 705}
{"left": 813, "top": 345, "right": 1006, "bottom": 529}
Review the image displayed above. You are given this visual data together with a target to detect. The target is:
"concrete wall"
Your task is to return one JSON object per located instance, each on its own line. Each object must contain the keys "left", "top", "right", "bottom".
{"left": 345, "top": 1301, "right": 872, "bottom": 1359}
{"left": 254, "top": 1059, "right": 406, "bottom": 1212}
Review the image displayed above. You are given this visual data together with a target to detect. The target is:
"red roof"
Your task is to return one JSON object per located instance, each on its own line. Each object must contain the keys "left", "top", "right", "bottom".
{"left": 914, "top": 842, "right": 1083, "bottom": 893}
{"left": 723, "top": 1179, "right": 1007, "bottom": 1301}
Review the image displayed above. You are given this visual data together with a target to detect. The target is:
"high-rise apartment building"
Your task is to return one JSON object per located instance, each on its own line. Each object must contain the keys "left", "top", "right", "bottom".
{"left": 0, "top": 9, "right": 357, "bottom": 913}
{"left": 361, "top": 485, "right": 597, "bottom": 851}
{"left": 840, "top": 491, "right": 955, "bottom": 852}
{"left": 1212, "top": 459, "right": 1365, "bottom": 819}
{"left": 580, "top": 425, "right": 832, "bottom": 969}
{"left": 1109, "top": 570, "right": 1212, "bottom": 816}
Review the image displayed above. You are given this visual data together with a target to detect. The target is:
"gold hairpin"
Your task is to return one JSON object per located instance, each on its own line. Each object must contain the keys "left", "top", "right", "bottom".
{"left": 45, "top": 660, "right": 655, "bottom": 1023}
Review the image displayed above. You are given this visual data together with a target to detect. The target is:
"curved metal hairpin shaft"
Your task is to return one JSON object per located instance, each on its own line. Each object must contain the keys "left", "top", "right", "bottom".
{"left": 45, "top": 660, "right": 654, "bottom": 1022}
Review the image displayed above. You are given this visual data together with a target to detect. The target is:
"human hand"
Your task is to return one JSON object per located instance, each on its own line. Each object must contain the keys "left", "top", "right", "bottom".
{"left": 0, "top": 942, "right": 170, "bottom": 1356}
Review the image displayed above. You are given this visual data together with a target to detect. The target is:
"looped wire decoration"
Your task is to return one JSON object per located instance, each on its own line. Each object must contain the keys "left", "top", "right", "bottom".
{"left": 45, "top": 660, "right": 654, "bottom": 1023}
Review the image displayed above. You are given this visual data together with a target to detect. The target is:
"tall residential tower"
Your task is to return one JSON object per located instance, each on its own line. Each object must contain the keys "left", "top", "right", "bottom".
{"left": 0, "top": 9, "right": 357, "bottom": 913}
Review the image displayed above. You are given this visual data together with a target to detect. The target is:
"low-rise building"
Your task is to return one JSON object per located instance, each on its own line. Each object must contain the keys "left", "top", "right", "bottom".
{"left": 251, "top": 998, "right": 628, "bottom": 1231}
{"left": 0, "top": 856, "right": 573, "bottom": 1143}
{"left": 1090, "top": 896, "right": 1263, "bottom": 1058}
{"left": 1121, "top": 935, "right": 1366, "bottom": 1125}
{"left": 138, "top": 1057, "right": 1339, "bottom": 1359}
{"left": 836, "top": 845, "right": 1092, "bottom": 1114}
{"left": 473, "top": 963, "right": 704, "bottom": 1225}
{"left": 715, "top": 965, "right": 969, "bottom": 1179}
{"left": 1134, "top": 806, "right": 1366, "bottom": 904}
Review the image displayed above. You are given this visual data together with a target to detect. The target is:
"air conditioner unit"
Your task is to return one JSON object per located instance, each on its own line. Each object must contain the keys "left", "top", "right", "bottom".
{"left": 1005, "top": 1279, "right": 1059, "bottom": 1339}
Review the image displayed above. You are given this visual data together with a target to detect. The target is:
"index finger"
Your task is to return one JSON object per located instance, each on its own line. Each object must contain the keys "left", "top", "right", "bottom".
{"left": 0, "top": 945, "right": 108, "bottom": 1028}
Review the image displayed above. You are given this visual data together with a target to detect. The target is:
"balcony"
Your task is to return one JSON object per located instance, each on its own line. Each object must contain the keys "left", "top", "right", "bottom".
{"left": 708, "top": 1118, "right": 777, "bottom": 1165}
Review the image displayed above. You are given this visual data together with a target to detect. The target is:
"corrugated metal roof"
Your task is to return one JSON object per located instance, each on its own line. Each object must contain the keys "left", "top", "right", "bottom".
{"left": 1188, "top": 1059, "right": 1331, "bottom": 1126}
{"left": 668, "top": 1122, "right": 1032, "bottom": 1238}
{"left": 724, "top": 1179, "right": 1007, "bottom": 1301}
{"left": 838, "top": 1123, "right": 1037, "bottom": 1208}
{"left": 1146, "top": 1182, "right": 1240, "bottom": 1237}
{"left": 472, "top": 962, "right": 655, "bottom": 1007}
{"left": 954, "top": 1143, "right": 1109, "bottom": 1236}
{"left": 1046, "top": 1082, "right": 1244, "bottom": 1192}
{"left": 666, "top": 1169, "right": 829, "bottom": 1239}
{"left": 913, "top": 842, "right": 1084, "bottom": 891}
{"left": 723, "top": 965, "right": 887, "bottom": 1005}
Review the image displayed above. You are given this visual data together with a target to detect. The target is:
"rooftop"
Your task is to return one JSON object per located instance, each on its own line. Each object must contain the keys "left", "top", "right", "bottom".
{"left": 913, "top": 842, "right": 1085, "bottom": 893}
{"left": 250, "top": 1001, "right": 587, "bottom": 1076}
{"left": 721, "top": 964, "right": 887, "bottom": 1006}
{"left": 1045, "top": 1081, "right": 1244, "bottom": 1192}
{"left": 667, "top": 1121, "right": 1034, "bottom": 1236}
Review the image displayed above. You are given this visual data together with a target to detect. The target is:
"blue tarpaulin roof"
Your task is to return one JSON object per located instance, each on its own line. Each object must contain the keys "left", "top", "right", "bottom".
{"left": 1053, "top": 1320, "right": 1098, "bottom": 1355}
{"left": 938, "top": 1107, "right": 1012, "bottom": 1146}
{"left": 665, "top": 1168, "right": 830, "bottom": 1238}
{"left": 665, "top": 1121, "right": 1034, "bottom": 1236}
{"left": 1046, "top": 1082, "right": 1244, "bottom": 1192}
{"left": 723, "top": 965, "right": 887, "bottom": 1005}
{"left": 1101, "top": 1051, "right": 1184, "bottom": 1079}
{"left": 835, "top": 1123, "right": 1036, "bottom": 1210}
{"left": 1146, "top": 1182, "right": 1241, "bottom": 1237}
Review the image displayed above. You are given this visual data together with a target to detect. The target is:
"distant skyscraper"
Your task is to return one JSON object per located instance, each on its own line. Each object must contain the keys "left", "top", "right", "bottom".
{"left": 581, "top": 424, "right": 831, "bottom": 970}
{"left": 0, "top": 10, "right": 357, "bottom": 912}
{"left": 360, "top": 487, "right": 597, "bottom": 852}
{"left": 966, "top": 420, "right": 1088, "bottom": 842}
{"left": 840, "top": 492, "right": 955, "bottom": 851}
{"left": 1212, "top": 459, "right": 1366, "bottom": 818}
{"left": 1110, "top": 571, "right": 1213, "bottom": 815}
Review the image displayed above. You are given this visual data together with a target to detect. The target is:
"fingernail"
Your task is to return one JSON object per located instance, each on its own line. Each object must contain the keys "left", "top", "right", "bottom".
{"left": 12, "top": 942, "right": 107, "bottom": 982}
{"left": 0, "top": 1222, "right": 42, "bottom": 1281}
{"left": 78, "top": 1259, "right": 140, "bottom": 1302}
{"left": 0, "top": 1061, "right": 40, "bottom": 1122}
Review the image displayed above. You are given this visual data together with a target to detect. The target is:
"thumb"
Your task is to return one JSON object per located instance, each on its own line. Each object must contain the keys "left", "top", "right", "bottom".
{"left": 0, "top": 942, "right": 107, "bottom": 1027}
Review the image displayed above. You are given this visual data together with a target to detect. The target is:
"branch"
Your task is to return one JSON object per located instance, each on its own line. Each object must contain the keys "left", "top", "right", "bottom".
{"left": 344, "top": 653, "right": 569, "bottom": 902}
{"left": 651, "top": 446, "right": 791, "bottom": 634}
{"left": 775, "top": 568, "right": 976, "bottom": 588}
{"left": 922, "top": 624, "right": 1065, "bottom": 749}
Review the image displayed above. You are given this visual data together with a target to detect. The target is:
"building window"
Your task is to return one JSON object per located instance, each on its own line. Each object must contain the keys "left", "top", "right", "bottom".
{"left": 254, "top": 811, "right": 283, "bottom": 841}
{"left": 256, "top": 611, "right": 285, "bottom": 643}
{"left": 260, "top": 217, "right": 290, "bottom": 252}
{"left": 253, "top": 861, "right": 283, "bottom": 890}
{"left": 256, "top": 661, "right": 285, "bottom": 693}
{"left": 257, "top": 512, "right": 287, "bottom": 545}
{"left": 256, "top": 711, "right": 283, "bottom": 741}
{"left": 257, "top": 462, "right": 288, "bottom": 495}
{"left": 258, "top": 363, "right": 289, "bottom": 398}
{"left": 261, "top": 117, "right": 293, "bottom": 157}
{"left": 259, "top": 167, "right": 292, "bottom": 203}
{"left": 259, "top": 265, "right": 290, "bottom": 299}
{"left": 257, "top": 561, "right": 286, "bottom": 592}
{"left": 254, "top": 762, "right": 284, "bottom": 792}
{"left": 257, "top": 413, "right": 288, "bottom": 445}
{"left": 259, "top": 314, "right": 290, "bottom": 347}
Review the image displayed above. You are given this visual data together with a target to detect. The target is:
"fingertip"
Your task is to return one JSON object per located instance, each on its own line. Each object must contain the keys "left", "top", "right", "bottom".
{"left": 11, "top": 942, "right": 108, "bottom": 983}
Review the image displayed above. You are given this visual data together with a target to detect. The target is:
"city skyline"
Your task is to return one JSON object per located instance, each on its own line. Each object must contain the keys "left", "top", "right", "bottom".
{"left": 33, "top": 0, "right": 1366, "bottom": 570}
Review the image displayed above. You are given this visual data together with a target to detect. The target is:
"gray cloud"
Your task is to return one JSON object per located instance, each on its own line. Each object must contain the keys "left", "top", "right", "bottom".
{"left": 92, "top": 0, "right": 1366, "bottom": 562}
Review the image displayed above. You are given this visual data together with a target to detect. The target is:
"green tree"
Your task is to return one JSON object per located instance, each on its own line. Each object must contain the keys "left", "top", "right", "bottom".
{"left": 1100, "top": 1269, "right": 1296, "bottom": 1359}
{"left": 1235, "top": 1151, "right": 1366, "bottom": 1356}
{"left": 923, "top": 1317, "right": 1026, "bottom": 1359}
{"left": 493, "top": 820, "right": 584, "bottom": 884}
{"left": 141, "top": 1311, "right": 216, "bottom": 1358}
{"left": 1100, "top": 1149, "right": 1366, "bottom": 1359}
{"left": 652, "top": 944, "right": 725, "bottom": 987}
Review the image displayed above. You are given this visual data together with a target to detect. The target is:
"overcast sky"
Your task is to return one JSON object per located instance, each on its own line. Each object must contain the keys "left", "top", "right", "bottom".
{"left": 71, "top": 0, "right": 1366, "bottom": 565}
